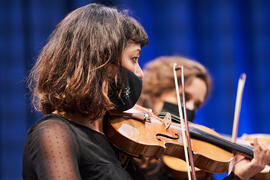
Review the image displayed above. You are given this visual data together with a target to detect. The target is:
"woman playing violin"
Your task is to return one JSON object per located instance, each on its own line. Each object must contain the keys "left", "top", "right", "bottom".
{"left": 137, "top": 56, "right": 270, "bottom": 180}
{"left": 22, "top": 3, "right": 270, "bottom": 179}
{"left": 22, "top": 3, "right": 148, "bottom": 179}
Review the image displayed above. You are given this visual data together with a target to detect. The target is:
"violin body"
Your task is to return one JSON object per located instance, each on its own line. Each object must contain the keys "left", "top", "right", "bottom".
{"left": 105, "top": 105, "right": 237, "bottom": 173}
{"left": 106, "top": 113, "right": 167, "bottom": 158}
{"left": 162, "top": 155, "right": 212, "bottom": 180}
{"left": 242, "top": 133, "right": 270, "bottom": 145}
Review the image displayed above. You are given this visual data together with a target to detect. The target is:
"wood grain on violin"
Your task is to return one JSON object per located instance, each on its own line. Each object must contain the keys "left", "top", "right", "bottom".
{"left": 162, "top": 156, "right": 212, "bottom": 180}
{"left": 105, "top": 105, "right": 255, "bottom": 174}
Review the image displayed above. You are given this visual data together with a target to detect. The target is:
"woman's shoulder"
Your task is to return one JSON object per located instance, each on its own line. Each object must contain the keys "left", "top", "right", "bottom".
{"left": 24, "top": 114, "right": 81, "bottom": 148}
{"left": 24, "top": 114, "right": 80, "bottom": 156}
{"left": 27, "top": 114, "right": 72, "bottom": 135}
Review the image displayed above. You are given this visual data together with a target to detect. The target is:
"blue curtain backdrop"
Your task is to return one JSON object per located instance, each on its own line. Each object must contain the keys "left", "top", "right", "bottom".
{"left": 1, "top": 0, "right": 270, "bottom": 179}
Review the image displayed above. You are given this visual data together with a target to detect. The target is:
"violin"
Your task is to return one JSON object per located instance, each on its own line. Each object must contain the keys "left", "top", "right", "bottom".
{"left": 105, "top": 104, "right": 254, "bottom": 174}
{"left": 160, "top": 111, "right": 212, "bottom": 180}
{"left": 161, "top": 134, "right": 270, "bottom": 180}
{"left": 162, "top": 156, "right": 212, "bottom": 179}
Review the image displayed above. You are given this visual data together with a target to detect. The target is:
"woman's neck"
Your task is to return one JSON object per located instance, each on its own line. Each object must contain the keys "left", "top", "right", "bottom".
{"left": 53, "top": 111, "right": 104, "bottom": 134}
{"left": 88, "top": 118, "right": 104, "bottom": 134}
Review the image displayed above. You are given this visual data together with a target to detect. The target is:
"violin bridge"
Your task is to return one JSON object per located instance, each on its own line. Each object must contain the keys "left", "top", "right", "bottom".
{"left": 163, "top": 112, "right": 172, "bottom": 130}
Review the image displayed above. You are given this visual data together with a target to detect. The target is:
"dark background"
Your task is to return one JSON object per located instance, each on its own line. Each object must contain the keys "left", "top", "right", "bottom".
{"left": 1, "top": 0, "right": 270, "bottom": 179}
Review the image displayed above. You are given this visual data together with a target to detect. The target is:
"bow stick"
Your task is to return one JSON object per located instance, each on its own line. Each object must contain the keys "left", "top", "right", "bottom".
{"left": 174, "top": 64, "right": 197, "bottom": 180}
{"left": 228, "top": 73, "right": 246, "bottom": 174}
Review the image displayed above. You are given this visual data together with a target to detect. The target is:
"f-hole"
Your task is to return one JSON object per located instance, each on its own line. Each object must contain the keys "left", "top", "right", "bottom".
{"left": 156, "top": 133, "right": 179, "bottom": 141}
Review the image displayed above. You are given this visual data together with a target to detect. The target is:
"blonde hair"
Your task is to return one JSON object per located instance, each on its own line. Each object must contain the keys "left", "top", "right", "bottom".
{"left": 138, "top": 56, "right": 212, "bottom": 109}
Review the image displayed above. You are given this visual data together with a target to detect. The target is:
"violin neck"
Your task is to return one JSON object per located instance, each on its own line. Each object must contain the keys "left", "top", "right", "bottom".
{"left": 188, "top": 126, "right": 253, "bottom": 159}
{"left": 158, "top": 113, "right": 254, "bottom": 158}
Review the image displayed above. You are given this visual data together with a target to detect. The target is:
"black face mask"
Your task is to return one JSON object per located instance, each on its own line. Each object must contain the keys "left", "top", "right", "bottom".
{"left": 108, "top": 68, "right": 142, "bottom": 111}
{"left": 161, "top": 101, "right": 196, "bottom": 122}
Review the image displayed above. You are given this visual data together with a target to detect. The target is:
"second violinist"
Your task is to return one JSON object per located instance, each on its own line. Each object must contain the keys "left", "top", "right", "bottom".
{"left": 136, "top": 56, "right": 270, "bottom": 180}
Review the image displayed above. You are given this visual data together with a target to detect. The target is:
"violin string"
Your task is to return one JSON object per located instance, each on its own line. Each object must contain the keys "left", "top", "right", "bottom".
{"left": 158, "top": 112, "right": 254, "bottom": 157}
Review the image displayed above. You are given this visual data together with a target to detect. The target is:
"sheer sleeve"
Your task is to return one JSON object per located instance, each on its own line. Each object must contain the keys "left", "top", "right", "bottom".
{"left": 29, "top": 119, "right": 81, "bottom": 180}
